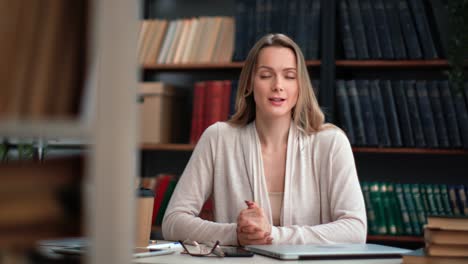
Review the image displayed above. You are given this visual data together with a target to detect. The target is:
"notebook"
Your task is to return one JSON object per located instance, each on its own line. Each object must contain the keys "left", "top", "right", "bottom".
{"left": 245, "top": 243, "right": 411, "bottom": 260}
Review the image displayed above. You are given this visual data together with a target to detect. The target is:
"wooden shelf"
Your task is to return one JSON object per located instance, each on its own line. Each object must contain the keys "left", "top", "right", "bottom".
{"left": 141, "top": 143, "right": 195, "bottom": 151}
{"left": 367, "top": 235, "right": 424, "bottom": 243}
{"left": 353, "top": 147, "right": 468, "bottom": 155}
{"left": 335, "top": 59, "right": 449, "bottom": 68}
{"left": 142, "top": 60, "right": 321, "bottom": 70}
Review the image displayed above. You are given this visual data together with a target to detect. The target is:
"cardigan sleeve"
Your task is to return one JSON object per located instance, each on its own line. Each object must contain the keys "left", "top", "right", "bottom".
{"left": 161, "top": 123, "right": 238, "bottom": 245}
{"left": 270, "top": 130, "right": 367, "bottom": 244}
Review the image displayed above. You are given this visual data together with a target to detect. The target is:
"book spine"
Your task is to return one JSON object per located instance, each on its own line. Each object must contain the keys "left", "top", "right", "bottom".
{"left": 439, "top": 184, "right": 453, "bottom": 216}
{"left": 407, "top": 0, "right": 438, "bottom": 58}
{"left": 356, "top": 80, "right": 378, "bottom": 146}
{"left": 361, "top": 182, "right": 378, "bottom": 234}
{"left": 439, "top": 80, "right": 462, "bottom": 148}
{"left": 415, "top": 81, "right": 439, "bottom": 148}
{"left": 190, "top": 82, "right": 206, "bottom": 144}
{"left": 427, "top": 81, "right": 450, "bottom": 148}
{"left": 369, "top": 80, "right": 391, "bottom": 147}
{"left": 336, "top": 80, "right": 356, "bottom": 145}
{"left": 381, "top": 80, "right": 403, "bottom": 147}
{"left": 392, "top": 80, "right": 415, "bottom": 147}
{"left": 452, "top": 85, "right": 468, "bottom": 149}
{"left": 448, "top": 185, "right": 462, "bottom": 216}
{"left": 405, "top": 80, "right": 426, "bottom": 147}
{"left": 456, "top": 185, "right": 468, "bottom": 215}
{"left": 347, "top": 80, "right": 367, "bottom": 145}
{"left": 347, "top": 0, "right": 369, "bottom": 59}
{"left": 388, "top": 183, "right": 404, "bottom": 234}
{"left": 373, "top": 0, "right": 395, "bottom": 59}
{"left": 398, "top": 0, "right": 423, "bottom": 59}
{"left": 381, "top": 182, "right": 397, "bottom": 235}
{"left": 411, "top": 184, "right": 427, "bottom": 228}
{"left": 403, "top": 183, "right": 421, "bottom": 235}
{"left": 370, "top": 182, "right": 387, "bottom": 234}
{"left": 338, "top": 0, "right": 357, "bottom": 59}
{"left": 385, "top": 0, "right": 407, "bottom": 59}
{"left": 360, "top": 0, "right": 382, "bottom": 59}
{"left": 395, "top": 183, "right": 413, "bottom": 235}
{"left": 425, "top": 184, "right": 440, "bottom": 216}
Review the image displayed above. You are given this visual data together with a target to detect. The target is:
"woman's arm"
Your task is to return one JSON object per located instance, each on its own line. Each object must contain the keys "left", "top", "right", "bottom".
{"left": 271, "top": 130, "right": 367, "bottom": 244}
{"left": 161, "top": 124, "right": 238, "bottom": 245}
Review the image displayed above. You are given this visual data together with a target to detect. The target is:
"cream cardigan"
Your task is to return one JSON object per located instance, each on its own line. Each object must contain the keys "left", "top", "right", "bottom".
{"left": 162, "top": 121, "right": 367, "bottom": 245}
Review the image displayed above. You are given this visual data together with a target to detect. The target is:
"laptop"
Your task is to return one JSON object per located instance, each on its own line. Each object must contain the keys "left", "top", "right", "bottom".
{"left": 245, "top": 243, "right": 411, "bottom": 260}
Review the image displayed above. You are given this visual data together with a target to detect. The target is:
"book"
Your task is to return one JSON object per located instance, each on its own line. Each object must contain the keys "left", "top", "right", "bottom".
{"left": 361, "top": 182, "right": 378, "bottom": 234}
{"left": 190, "top": 82, "right": 206, "bottom": 144}
{"left": 415, "top": 81, "right": 438, "bottom": 148}
{"left": 438, "top": 81, "right": 462, "bottom": 148}
{"left": 360, "top": 0, "right": 382, "bottom": 59}
{"left": 426, "top": 244, "right": 468, "bottom": 257}
{"left": 426, "top": 215, "right": 468, "bottom": 231}
{"left": 154, "top": 178, "right": 178, "bottom": 225}
{"left": 369, "top": 80, "right": 391, "bottom": 147}
{"left": 347, "top": 80, "right": 366, "bottom": 145}
{"left": 347, "top": 0, "right": 369, "bottom": 59}
{"left": 427, "top": 81, "right": 450, "bottom": 148}
{"left": 384, "top": 0, "right": 407, "bottom": 59}
{"left": 402, "top": 248, "right": 468, "bottom": 264}
{"left": 395, "top": 183, "right": 414, "bottom": 235}
{"left": 398, "top": 0, "right": 423, "bottom": 59}
{"left": 381, "top": 80, "right": 402, "bottom": 147}
{"left": 336, "top": 80, "right": 355, "bottom": 145}
{"left": 373, "top": 0, "right": 394, "bottom": 59}
{"left": 356, "top": 80, "right": 378, "bottom": 146}
{"left": 338, "top": 0, "right": 357, "bottom": 59}
{"left": 151, "top": 174, "right": 173, "bottom": 225}
{"left": 425, "top": 228, "right": 468, "bottom": 245}
{"left": 392, "top": 80, "right": 415, "bottom": 147}
{"left": 452, "top": 85, "right": 468, "bottom": 149}
{"left": 405, "top": 80, "right": 426, "bottom": 147}
{"left": 407, "top": 0, "right": 438, "bottom": 59}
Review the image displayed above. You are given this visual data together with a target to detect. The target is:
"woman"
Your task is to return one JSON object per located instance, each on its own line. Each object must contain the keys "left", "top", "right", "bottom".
{"left": 162, "top": 34, "right": 366, "bottom": 246}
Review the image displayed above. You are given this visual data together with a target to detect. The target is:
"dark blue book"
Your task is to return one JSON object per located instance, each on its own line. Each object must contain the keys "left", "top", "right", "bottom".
{"left": 373, "top": 0, "right": 394, "bottom": 59}
{"left": 356, "top": 80, "right": 379, "bottom": 146}
{"left": 439, "top": 80, "right": 462, "bottom": 148}
{"left": 295, "top": 0, "right": 308, "bottom": 56}
{"left": 246, "top": 0, "right": 257, "bottom": 52}
{"left": 405, "top": 80, "right": 426, "bottom": 147}
{"left": 381, "top": 80, "right": 402, "bottom": 147}
{"left": 286, "top": 0, "right": 298, "bottom": 40}
{"left": 305, "top": 0, "right": 321, "bottom": 59}
{"left": 360, "top": 0, "right": 382, "bottom": 59}
{"left": 270, "top": 0, "right": 281, "bottom": 33}
{"left": 426, "top": 0, "right": 448, "bottom": 58}
{"left": 369, "top": 80, "right": 391, "bottom": 147}
{"left": 233, "top": 0, "right": 248, "bottom": 61}
{"left": 398, "top": 0, "right": 423, "bottom": 59}
{"left": 384, "top": 0, "right": 407, "bottom": 59}
{"left": 347, "top": 0, "right": 369, "bottom": 59}
{"left": 255, "top": 0, "right": 266, "bottom": 39}
{"left": 415, "top": 81, "right": 439, "bottom": 148}
{"left": 347, "top": 80, "right": 367, "bottom": 145}
{"left": 336, "top": 80, "right": 355, "bottom": 145}
{"left": 452, "top": 84, "right": 468, "bottom": 149}
{"left": 338, "top": 0, "right": 357, "bottom": 59}
{"left": 407, "top": 0, "right": 438, "bottom": 59}
{"left": 392, "top": 80, "right": 414, "bottom": 147}
{"left": 264, "top": 0, "right": 273, "bottom": 34}
{"left": 427, "top": 81, "right": 450, "bottom": 148}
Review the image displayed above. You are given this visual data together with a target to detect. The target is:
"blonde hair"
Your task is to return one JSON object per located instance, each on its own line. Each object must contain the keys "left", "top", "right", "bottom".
{"left": 228, "top": 33, "right": 325, "bottom": 134}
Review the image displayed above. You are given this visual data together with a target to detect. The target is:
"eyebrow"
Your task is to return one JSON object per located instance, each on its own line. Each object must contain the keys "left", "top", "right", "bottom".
{"left": 257, "top": 65, "right": 297, "bottom": 71}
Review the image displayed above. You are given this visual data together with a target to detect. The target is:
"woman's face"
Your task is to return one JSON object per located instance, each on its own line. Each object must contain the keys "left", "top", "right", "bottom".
{"left": 253, "top": 46, "right": 299, "bottom": 121}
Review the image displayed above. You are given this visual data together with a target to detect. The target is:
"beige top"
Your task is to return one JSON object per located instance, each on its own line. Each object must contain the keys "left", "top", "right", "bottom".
{"left": 269, "top": 192, "right": 283, "bottom": 226}
{"left": 162, "top": 121, "right": 367, "bottom": 246}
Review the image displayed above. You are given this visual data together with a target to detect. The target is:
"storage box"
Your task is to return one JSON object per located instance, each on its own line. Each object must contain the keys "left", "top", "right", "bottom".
{"left": 139, "top": 82, "right": 179, "bottom": 144}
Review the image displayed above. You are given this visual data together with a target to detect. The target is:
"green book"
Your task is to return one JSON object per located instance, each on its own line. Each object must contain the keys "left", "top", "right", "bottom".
{"left": 381, "top": 183, "right": 397, "bottom": 235}
{"left": 387, "top": 183, "right": 403, "bottom": 235}
{"left": 411, "top": 184, "right": 427, "bottom": 229}
{"left": 403, "top": 184, "right": 421, "bottom": 235}
{"left": 370, "top": 182, "right": 387, "bottom": 234}
{"left": 448, "top": 185, "right": 462, "bottom": 216}
{"left": 433, "top": 184, "right": 446, "bottom": 216}
{"left": 361, "top": 182, "right": 378, "bottom": 235}
{"left": 155, "top": 179, "right": 178, "bottom": 226}
{"left": 439, "top": 184, "right": 453, "bottom": 215}
{"left": 420, "top": 185, "right": 430, "bottom": 217}
{"left": 425, "top": 184, "right": 439, "bottom": 215}
{"left": 395, "top": 183, "right": 413, "bottom": 235}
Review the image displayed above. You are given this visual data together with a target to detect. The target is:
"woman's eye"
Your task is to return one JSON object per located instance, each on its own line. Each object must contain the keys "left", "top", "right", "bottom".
{"left": 260, "top": 75, "right": 271, "bottom": 79}
{"left": 286, "top": 75, "right": 296, "bottom": 80}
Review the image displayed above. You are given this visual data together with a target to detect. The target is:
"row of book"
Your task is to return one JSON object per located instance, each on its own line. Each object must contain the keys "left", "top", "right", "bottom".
{"left": 0, "top": 156, "right": 83, "bottom": 249}
{"left": 189, "top": 79, "right": 320, "bottom": 144}
{"left": 336, "top": 80, "right": 468, "bottom": 149}
{"left": 339, "top": 0, "right": 442, "bottom": 59}
{"left": 402, "top": 216, "right": 468, "bottom": 263}
{"left": 138, "top": 17, "right": 235, "bottom": 65}
{"left": 362, "top": 182, "right": 468, "bottom": 236}
{"left": 0, "top": 1, "right": 87, "bottom": 120}
{"left": 234, "top": 0, "right": 321, "bottom": 60}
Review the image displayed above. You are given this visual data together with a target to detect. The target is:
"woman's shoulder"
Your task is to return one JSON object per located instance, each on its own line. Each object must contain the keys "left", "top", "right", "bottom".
{"left": 306, "top": 124, "right": 350, "bottom": 145}
{"left": 202, "top": 121, "right": 244, "bottom": 139}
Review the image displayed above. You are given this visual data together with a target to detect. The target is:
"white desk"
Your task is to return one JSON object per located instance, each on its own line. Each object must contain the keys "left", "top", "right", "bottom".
{"left": 134, "top": 246, "right": 403, "bottom": 264}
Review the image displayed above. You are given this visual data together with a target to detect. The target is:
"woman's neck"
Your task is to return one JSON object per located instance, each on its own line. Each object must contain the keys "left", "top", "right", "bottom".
{"left": 255, "top": 115, "right": 291, "bottom": 149}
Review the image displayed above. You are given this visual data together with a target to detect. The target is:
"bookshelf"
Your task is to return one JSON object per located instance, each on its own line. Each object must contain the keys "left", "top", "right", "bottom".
{"left": 0, "top": 1, "right": 138, "bottom": 263}
{"left": 140, "top": 0, "right": 468, "bottom": 247}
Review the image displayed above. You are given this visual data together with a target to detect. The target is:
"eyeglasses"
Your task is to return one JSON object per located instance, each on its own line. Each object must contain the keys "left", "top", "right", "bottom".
{"left": 178, "top": 240, "right": 224, "bottom": 257}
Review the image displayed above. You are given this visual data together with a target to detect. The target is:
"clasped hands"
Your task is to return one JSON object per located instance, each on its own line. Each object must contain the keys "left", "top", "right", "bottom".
{"left": 236, "top": 200, "right": 273, "bottom": 246}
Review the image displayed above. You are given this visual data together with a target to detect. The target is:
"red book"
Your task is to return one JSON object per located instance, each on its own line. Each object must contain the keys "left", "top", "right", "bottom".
{"left": 190, "top": 82, "right": 206, "bottom": 144}
{"left": 203, "top": 81, "right": 225, "bottom": 131}
{"left": 222, "top": 80, "right": 232, "bottom": 121}
{"left": 151, "top": 174, "right": 172, "bottom": 225}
